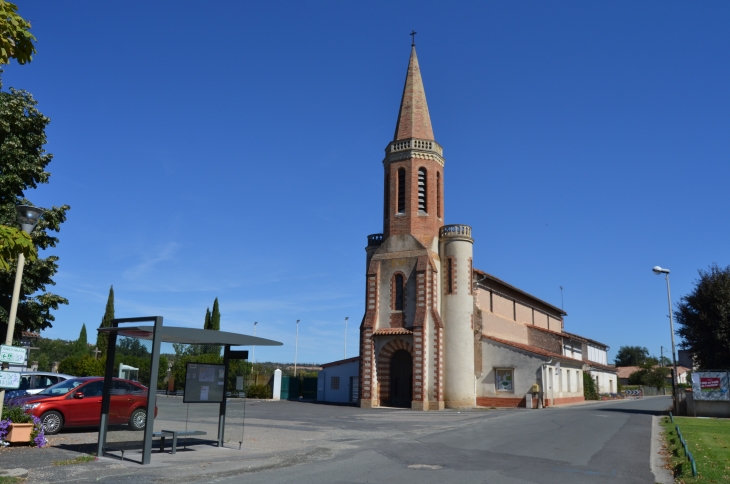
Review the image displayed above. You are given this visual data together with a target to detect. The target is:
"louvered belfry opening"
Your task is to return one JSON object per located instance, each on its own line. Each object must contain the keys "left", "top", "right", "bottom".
{"left": 418, "top": 168, "right": 427, "bottom": 213}
{"left": 384, "top": 173, "right": 390, "bottom": 218}
{"left": 397, "top": 168, "right": 406, "bottom": 213}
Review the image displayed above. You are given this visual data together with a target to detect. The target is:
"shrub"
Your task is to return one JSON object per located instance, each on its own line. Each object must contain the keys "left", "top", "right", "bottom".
{"left": 583, "top": 372, "right": 599, "bottom": 400}
{"left": 246, "top": 384, "right": 271, "bottom": 399}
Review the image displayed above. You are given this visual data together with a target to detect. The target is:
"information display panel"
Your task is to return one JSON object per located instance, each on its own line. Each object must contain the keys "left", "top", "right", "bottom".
{"left": 183, "top": 363, "right": 226, "bottom": 403}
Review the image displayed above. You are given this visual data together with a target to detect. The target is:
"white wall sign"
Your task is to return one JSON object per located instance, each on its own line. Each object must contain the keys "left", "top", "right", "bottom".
{"left": 0, "top": 345, "right": 26, "bottom": 365}
{"left": 0, "top": 370, "right": 20, "bottom": 389}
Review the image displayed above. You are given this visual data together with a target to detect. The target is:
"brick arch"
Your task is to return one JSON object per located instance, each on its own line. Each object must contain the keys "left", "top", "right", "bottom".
{"left": 377, "top": 339, "right": 413, "bottom": 405}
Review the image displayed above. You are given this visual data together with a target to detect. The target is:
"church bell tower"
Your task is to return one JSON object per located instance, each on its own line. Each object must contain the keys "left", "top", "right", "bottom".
{"left": 359, "top": 40, "right": 476, "bottom": 411}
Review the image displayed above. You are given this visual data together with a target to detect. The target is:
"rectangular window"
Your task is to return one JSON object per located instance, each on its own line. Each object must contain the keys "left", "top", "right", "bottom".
{"left": 495, "top": 369, "right": 513, "bottom": 392}
{"left": 567, "top": 370, "right": 571, "bottom": 392}
{"left": 447, "top": 259, "right": 453, "bottom": 294}
{"left": 331, "top": 376, "right": 340, "bottom": 390}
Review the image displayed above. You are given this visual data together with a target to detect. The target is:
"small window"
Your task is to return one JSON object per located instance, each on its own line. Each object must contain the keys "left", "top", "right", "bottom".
{"left": 417, "top": 168, "right": 427, "bottom": 213}
{"left": 331, "top": 376, "right": 340, "bottom": 390}
{"left": 397, "top": 168, "right": 406, "bottom": 213}
{"left": 447, "top": 259, "right": 454, "bottom": 294}
{"left": 394, "top": 274, "right": 404, "bottom": 311}
{"left": 495, "top": 369, "right": 513, "bottom": 392}
{"left": 436, "top": 172, "right": 441, "bottom": 218}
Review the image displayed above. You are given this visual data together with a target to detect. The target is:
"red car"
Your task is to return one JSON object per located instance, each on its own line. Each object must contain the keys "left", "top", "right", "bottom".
{"left": 15, "top": 377, "right": 155, "bottom": 435}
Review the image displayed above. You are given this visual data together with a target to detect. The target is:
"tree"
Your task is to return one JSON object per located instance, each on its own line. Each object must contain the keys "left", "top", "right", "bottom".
{"left": 0, "top": 2, "right": 36, "bottom": 66}
{"left": 0, "top": 87, "right": 69, "bottom": 338}
{"left": 614, "top": 346, "right": 650, "bottom": 367}
{"left": 203, "top": 307, "right": 211, "bottom": 330}
{"left": 642, "top": 366, "right": 670, "bottom": 391}
{"left": 72, "top": 323, "right": 87, "bottom": 355}
{"left": 210, "top": 298, "right": 220, "bottom": 331}
{"left": 676, "top": 263, "right": 730, "bottom": 369}
{"left": 96, "top": 286, "right": 114, "bottom": 356}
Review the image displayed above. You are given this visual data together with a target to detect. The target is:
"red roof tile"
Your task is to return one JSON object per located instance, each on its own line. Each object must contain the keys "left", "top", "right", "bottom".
{"left": 373, "top": 328, "right": 413, "bottom": 336}
{"left": 484, "top": 336, "right": 577, "bottom": 363}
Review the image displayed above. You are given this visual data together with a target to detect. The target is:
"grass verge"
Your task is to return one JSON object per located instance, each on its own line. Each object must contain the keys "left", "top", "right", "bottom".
{"left": 53, "top": 454, "right": 97, "bottom": 466}
{"left": 660, "top": 416, "right": 730, "bottom": 482}
{"left": 0, "top": 477, "right": 23, "bottom": 484}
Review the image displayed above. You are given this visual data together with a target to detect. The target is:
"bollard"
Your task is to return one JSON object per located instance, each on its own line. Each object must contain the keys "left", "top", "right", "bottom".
{"left": 669, "top": 412, "right": 673, "bottom": 422}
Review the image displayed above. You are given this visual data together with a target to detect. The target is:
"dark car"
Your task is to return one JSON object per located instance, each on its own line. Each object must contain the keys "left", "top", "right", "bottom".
{"left": 14, "top": 377, "right": 156, "bottom": 435}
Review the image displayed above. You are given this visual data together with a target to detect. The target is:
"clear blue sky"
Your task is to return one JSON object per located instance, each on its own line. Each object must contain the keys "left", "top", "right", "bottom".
{"left": 6, "top": 2, "right": 729, "bottom": 364}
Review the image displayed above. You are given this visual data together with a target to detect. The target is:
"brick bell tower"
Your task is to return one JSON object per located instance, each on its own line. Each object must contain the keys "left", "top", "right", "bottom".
{"left": 359, "top": 42, "right": 447, "bottom": 411}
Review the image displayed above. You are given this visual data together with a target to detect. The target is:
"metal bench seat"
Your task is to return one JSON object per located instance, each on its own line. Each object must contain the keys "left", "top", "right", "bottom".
{"left": 153, "top": 430, "right": 207, "bottom": 454}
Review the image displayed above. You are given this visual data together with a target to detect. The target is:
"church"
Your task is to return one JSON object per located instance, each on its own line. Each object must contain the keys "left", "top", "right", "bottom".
{"left": 353, "top": 43, "right": 617, "bottom": 410}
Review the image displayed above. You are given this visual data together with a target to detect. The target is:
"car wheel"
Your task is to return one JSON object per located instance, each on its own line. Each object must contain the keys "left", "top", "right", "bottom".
{"left": 41, "top": 411, "right": 63, "bottom": 435}
{"left": 128, "top": 408, "right": 146, "bottom": 430}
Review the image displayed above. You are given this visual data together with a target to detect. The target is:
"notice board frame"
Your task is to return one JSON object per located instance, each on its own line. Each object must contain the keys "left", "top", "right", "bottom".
{"left": 183, "top": 362, "right": 226, "bottom": 403}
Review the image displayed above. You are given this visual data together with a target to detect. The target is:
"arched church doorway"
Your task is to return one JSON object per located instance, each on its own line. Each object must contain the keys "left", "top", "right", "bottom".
{"left": 389, "top": 349, "right": 412, "bottom": 408}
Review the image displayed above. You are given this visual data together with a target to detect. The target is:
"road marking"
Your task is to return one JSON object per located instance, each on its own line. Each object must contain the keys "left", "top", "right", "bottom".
{"left": 408, "top": 464, "right": 443, "bottom": 470}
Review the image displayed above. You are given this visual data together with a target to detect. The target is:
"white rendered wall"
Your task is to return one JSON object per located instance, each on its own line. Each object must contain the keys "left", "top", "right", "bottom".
{"left": 440, "top": 235, "right": 476, "bottom": 408}
{"left": 317, "top": 360, "right": 360, "bottom": 403}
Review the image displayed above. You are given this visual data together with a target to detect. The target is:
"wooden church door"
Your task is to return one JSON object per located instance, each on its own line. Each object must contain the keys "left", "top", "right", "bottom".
{"left": 389, "top": 349, "right": 413, "bottom": 408}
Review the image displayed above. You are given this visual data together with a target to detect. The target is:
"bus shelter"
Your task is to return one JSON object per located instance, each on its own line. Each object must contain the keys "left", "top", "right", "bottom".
{"left": 97, "top": 316, "right": 282, "bottom": 464}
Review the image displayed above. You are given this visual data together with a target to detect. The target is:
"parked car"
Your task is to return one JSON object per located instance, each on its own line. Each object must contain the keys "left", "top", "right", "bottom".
{"left": 3, "top": 371, "right": 75, "bottom": 401}
{"left": 12, "top": 377, "right": 156, "bottom": 435}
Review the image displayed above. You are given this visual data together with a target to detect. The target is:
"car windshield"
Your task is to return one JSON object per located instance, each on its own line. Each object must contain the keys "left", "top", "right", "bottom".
{"left": 38, "top": 378, "right": 86, "bottom": 396}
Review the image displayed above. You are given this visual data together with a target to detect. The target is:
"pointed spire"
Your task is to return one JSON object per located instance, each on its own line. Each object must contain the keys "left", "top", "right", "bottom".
{"left": 393, "top": 45, "right": 434, "bottom": 142}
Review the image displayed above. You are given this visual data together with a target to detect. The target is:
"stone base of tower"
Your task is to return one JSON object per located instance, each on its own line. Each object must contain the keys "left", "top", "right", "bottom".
{"left": 411, "top": 400, "right": 445, "bottom": 411}
{"left": 444, "top": 399, "right": 477, "bottom": 409}
{"left": 360, "top": 399, "right": 379, "bottom": 409}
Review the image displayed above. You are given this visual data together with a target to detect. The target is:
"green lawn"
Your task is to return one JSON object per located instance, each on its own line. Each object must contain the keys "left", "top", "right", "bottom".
{"left": 661, "top": 416, "right": 730, "bottom": 482}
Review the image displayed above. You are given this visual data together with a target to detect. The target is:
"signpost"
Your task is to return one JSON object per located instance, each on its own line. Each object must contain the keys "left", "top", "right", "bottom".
{"left": 0, "top": 371, "right": 20, "bottom": 389}
{"left": 0, "top": 345, "right": 27, "bottom": 365}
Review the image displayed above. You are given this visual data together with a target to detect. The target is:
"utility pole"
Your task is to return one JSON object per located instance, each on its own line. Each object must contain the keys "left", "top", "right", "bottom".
{"left": 344, "top": 317, "right": 349, "bottom": 359}
{"left": 294, "top": 320, "right": 300, "bottom": 377}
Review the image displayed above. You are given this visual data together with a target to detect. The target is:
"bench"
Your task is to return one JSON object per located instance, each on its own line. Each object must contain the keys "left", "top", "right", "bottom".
{"left": 153, "top": 430, "right": 207, "bottom": 454}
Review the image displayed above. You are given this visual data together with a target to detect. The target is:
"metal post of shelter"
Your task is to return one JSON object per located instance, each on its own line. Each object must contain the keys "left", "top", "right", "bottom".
{"left": 218, "top": 345, "right": 230, "bottom": 446}
{"left": 97, "top": 316, "right": 163, "bottom": 465}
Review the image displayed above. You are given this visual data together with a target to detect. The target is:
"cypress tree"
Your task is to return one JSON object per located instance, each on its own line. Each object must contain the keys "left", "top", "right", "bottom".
{"left": 96, "top": 286, "right": 114, "bottom": 356}
{"left": 210, "top": 298, "right": 220, "bottom": 331}
{"left": 73, "top": 323, "right": 88, "bottom": 355}
{"left": 203, "top": 307, "right": 211, "bottom": 330}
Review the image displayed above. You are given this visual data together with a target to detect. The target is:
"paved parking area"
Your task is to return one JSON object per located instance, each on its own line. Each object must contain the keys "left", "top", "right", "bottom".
{"left": 0, "top": 396, "right": 670, "bottom": 483}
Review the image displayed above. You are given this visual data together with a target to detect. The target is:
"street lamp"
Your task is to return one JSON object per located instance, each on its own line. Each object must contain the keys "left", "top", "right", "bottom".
{"left": 0, "top": 205, "right": 43, "bottom": 416}
{"left": 294, "top": 320, "right": 300, "bottom": 377}
{"left": 252, "top": 322, "right": 258, "bottom": 364}
{"left": 653, "top": 265, "right": 679, "bottom": 414}
{"left": 344, "top": 317, "right": 349, "bottom": 359}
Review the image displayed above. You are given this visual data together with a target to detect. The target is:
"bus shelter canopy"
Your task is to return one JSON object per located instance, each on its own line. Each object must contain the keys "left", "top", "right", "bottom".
{"left": 97, "top": 325, "right": 282, "bottom": 346}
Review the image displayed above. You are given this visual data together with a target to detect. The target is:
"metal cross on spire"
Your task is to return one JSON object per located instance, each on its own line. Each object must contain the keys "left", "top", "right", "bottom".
{"left": 410, "top": 30, "right": 417, "bottom": 46}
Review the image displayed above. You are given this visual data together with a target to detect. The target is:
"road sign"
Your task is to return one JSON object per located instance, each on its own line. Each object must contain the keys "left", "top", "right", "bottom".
{"left": 0, "top": 345, "right": 26, "bottom": 365}
{"left": 0, "top": 371, "right": 20, "bottom": 389}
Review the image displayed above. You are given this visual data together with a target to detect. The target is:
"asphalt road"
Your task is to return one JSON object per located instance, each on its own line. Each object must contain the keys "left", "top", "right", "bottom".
{"left": 0, "top": 395, "right": 671, "bottom": 483}
{"left": 213, "top": 396, "right": 670, "bottom": 484}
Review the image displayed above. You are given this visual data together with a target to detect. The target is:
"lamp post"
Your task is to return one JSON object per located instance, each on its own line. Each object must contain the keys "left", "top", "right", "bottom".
{"left": 252, "top": 322, "right": 258, "bottom": 364}
{"left": 0, "top": 205, "right": 44, "bottom": 416}
{"left": 653, "top": 266, "right": 679, "bottom": 414}
{"left": 344, "top": 317, "right": 348, "bottom": 359}
{"left": 294, "top": 319, "right": 299, "bottom": 377}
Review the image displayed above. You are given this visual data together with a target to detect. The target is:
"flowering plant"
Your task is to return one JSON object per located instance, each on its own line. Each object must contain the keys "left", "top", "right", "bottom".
{"left": 0, "top": 405, "right": 47, "bottom": 447}
{"left": 0, "top": 418, "right": 9, "bottom": 446}
{"left": 30, "top": 415, "right": 46, "bottom": 447}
